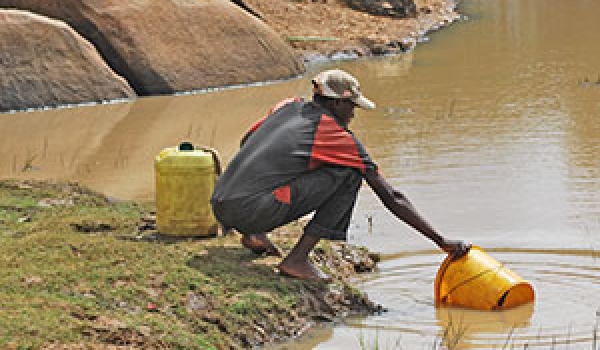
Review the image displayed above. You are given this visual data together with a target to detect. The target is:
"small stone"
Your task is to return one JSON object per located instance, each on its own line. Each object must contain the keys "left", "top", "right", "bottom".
{"left": 187, "top": 292, "right": 208, "bottom": 311}
{"left": 38, "top": 198, "right": 74, "bottom": 207}
{"left": 23, "top": 276, "right": 43, "bottom": 286}
{"left": 142, "top": 214, "right": 156, "bottom": 223}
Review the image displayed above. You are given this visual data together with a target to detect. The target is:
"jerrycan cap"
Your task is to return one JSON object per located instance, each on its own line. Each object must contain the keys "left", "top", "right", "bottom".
{"left": 179, "top": 142, "right": 194, "bottom": 151}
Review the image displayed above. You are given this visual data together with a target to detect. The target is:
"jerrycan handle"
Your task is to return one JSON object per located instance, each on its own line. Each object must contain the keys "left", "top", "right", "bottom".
{"left": 198, "top": 146, "right": 222, "bottom": 177}
{"left": 178, "top": 141, "right": 222, "bottom": 176}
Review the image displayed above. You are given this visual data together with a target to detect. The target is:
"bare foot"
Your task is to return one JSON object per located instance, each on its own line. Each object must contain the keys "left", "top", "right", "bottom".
{"left": 241, "top": 233, "right": 283, "bottom": 257}
{"left": 278, "top": 258, "right": 332, "bottom": 283}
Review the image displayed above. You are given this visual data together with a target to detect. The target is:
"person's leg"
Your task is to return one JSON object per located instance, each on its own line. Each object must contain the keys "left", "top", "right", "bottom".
{"left": 278, "top": 234, "right": 328, "bottom": 280}
{"left": 278, "top": 166, "right": 362, "bottom": 281}
{"left": 213, "top": 166, "right": 362, "bottom": 271}
{"left": 240, "top": 232, "right": 283, "bottom": 256}
{"left": 212, "top": 194, "right": 288, "bottom": 256}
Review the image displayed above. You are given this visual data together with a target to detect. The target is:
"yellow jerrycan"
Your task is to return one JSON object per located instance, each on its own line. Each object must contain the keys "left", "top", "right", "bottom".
{"left": 435, "top": 246, "right": 535, "bottom": 310}
{"left": 155, "top": 142, "right": 221, "bottom": 237}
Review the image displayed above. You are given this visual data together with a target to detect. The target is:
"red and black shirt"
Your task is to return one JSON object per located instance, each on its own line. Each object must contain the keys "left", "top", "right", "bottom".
{"left": 212, "top": 98, "right": 378, "bottom": 204}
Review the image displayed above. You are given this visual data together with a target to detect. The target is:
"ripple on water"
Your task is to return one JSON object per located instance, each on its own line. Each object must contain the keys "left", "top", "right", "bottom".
{"left": 320, "top": 249, "right": 600, "bottom": 349}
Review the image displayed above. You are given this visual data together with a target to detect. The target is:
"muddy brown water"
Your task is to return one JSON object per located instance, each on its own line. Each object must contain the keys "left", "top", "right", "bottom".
{"left": 1, "top": 0, "right": 600, "bottom": 348}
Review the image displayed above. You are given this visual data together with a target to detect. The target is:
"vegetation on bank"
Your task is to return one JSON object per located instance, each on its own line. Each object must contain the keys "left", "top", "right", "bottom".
{"left": 0, "top": 180, "right": 381, "bottom": 349}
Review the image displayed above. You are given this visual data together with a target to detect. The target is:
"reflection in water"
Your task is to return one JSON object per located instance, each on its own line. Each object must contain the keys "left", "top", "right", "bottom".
{"left": 315, "top": 250, "right": 598, "bottom": 349}
{"left": 0, "top": 102, "right": 131, "bottom": 179}
{"left": 347, "top": 0, "right": 600, "bottom": 256}
{"left": 266, "top": 327, "right": 334, "bottom": 350}
{"left": 0, "top": 79, "right": 313, "bottom": 200}
{"left": 435, "top": 303, "right": 535, "bottom": 349}
{"left": 1, "top": 0, "right": 600, "bottom": 348}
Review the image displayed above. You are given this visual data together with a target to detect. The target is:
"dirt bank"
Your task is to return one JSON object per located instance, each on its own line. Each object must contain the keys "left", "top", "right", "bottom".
{"left": 245, "top": 0, "right": 463, "bottom": 61}
{"left": 0, "top": 180, "right": 383, "bottom": 349}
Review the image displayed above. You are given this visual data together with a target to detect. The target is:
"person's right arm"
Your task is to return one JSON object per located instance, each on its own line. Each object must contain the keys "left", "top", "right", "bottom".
{"left": 364, "top": 169, "right": 470, "bottom": 259}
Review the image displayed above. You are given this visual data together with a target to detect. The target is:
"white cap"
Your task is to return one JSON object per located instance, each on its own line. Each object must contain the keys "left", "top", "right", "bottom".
{"left": 312, "top": 69, "right": 376, "bottom": 109}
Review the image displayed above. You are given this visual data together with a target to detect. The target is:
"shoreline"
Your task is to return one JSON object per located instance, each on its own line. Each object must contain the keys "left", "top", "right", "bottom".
{"left": 0, "top": 179, "right": 384, "bottom": 349}
{"left": 300, "top": 6, "right": 466, "bottom": 64}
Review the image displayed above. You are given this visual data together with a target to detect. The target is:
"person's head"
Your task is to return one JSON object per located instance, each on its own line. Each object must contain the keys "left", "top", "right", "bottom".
{"left": 311, "top": 69, "right": 375, "bottom": 124}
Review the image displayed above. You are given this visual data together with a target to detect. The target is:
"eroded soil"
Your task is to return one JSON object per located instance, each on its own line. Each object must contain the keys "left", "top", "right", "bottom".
{"left": 0, "top": 180, "right": 382, "bottom": 349}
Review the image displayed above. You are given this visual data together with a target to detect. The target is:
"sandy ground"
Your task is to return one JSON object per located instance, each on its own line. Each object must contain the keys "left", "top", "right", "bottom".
{"left": 245, "top": 0, "right": 463, "bottom": 59}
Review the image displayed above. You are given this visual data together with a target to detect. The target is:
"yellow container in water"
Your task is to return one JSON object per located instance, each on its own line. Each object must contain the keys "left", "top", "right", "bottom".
{"left": 155, "top": 142, "right": 220, "bottom": 237}
{"left": 435, "top": 246, "right": 535, "bottom": 310}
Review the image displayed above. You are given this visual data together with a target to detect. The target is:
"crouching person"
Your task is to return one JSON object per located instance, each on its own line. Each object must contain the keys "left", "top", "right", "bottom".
{"left": 211, "top": 69, "right": 470, "bottom": 282}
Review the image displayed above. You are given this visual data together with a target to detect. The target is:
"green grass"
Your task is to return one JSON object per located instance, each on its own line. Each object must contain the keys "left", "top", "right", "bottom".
{"left": 0, "top": 179, "right": 375, "bottom": 349}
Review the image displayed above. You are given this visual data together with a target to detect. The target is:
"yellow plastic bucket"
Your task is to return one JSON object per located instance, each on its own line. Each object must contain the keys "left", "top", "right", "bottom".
{"left": 155, "top": 142, "right": 221, "bottom": 237}
{"left": 435, "top": 246, "right": 534, "bottom": 310}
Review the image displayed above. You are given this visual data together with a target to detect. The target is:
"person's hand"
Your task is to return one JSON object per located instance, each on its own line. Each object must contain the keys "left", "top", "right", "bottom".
{"left": 440, "top": 239, "right": 471, "bottom": 260}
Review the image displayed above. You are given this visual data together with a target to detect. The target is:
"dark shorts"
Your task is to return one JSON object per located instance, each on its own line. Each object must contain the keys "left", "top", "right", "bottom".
{"left": 211, "top": 166, "right": 362, "bottom": 241}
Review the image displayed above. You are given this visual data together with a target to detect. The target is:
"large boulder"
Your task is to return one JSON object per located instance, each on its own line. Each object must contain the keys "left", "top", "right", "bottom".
{"left": 0, "top": 10, "right": 135, "bottom": 113}
{"left": 0, "top": 0, "right": 304, "bottom": 96}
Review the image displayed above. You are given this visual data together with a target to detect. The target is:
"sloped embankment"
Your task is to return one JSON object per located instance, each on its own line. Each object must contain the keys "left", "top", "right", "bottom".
{"left": 0, "top": 180, "right": 382, "bottom": 349}
{"left": 244, "top": 0, "right": 463, "bottom": 59}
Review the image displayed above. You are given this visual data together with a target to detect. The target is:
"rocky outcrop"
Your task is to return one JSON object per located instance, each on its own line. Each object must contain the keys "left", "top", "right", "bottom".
{"left": 343, "top": 0, "right": 417, "bottom": 18}
{"left": 243, "top": 0, "right": 459, "bottom": 61}
{"left": 0, "top": 10, "right": 135, "bottom": 113}
{"left": 0, "top": 0, "right": 305, "bottom": 96}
